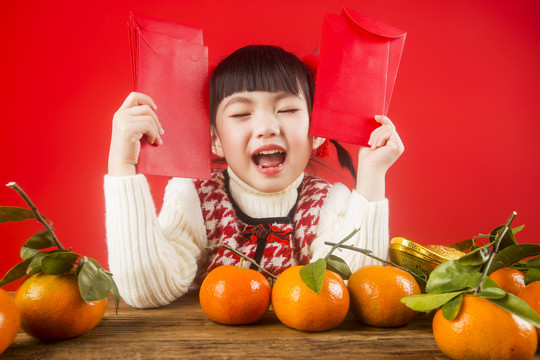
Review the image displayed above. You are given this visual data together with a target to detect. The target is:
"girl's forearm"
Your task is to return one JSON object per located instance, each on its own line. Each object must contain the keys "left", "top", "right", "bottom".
{"left": 108, "top": 147, "right": 138, "bottom": 176}
{"left": 355, "top": 167, "right": 386, "bottom": 202}
{"left": 108, "top": 157, "right": 137, "bottom": 176}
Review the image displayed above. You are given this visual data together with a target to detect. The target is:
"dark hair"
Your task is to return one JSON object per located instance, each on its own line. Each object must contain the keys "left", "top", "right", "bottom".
{"left": 209, "top": 45, "right": 356, "bottom": 180}
{"left": 209, "top": 45, "right": 315, "bottom": 126}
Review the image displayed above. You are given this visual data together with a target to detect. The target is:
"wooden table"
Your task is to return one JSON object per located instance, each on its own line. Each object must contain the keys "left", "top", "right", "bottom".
{"left": 3, "top": 292, "right": 539, "bottom": 360}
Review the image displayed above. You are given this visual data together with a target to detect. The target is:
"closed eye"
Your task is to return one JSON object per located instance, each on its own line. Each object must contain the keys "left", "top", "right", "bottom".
{"left": 278, "top": 109, "right": 299, "bottom": 114}
{"left": 231, "top": 113, "right": 252, "bottom": 118}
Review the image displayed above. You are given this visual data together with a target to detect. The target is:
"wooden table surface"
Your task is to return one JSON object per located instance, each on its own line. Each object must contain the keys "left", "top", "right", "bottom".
{"left": 2, "top": 292, "right": 539, "bottom": 360}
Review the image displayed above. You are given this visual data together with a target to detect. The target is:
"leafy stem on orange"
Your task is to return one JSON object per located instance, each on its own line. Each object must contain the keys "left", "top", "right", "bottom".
{"left": 474, "top": 211, "right": 516, "bottom": 295}
{"left": 0, "top": 182, "right": 119, "bottom": 313}
{"left": 401, "top": 211, "right": 540, "bottom": 329}
{"left": 205, "top": 244, "right": 278, "bottom": 280}
{"left": 6, "top": 182, "right": 68, "bottom": 252}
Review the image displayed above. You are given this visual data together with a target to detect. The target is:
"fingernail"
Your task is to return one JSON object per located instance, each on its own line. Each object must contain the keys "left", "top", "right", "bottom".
{"left": 160, "top": 128, "right": 165, "bottom": 135}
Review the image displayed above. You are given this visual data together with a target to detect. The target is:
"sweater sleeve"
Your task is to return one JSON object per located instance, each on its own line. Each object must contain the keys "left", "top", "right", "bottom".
{"left": 104, "top": 175, "right": 207, "bottom": 308}
{"left": 310, "top": 183, "right": 389, "bottom": 272}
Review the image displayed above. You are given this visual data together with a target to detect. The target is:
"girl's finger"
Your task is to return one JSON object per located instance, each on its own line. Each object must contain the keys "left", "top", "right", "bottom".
{"left": 368, "top": 124, "right": 393, "bottom": 148}
{"left": 126, "top": 104, "right": 164, "bottom": 135}
{"left": 132, "top": 115, "right": 164, "bottom": 145}
{"left": 374, "top": 115, "right": 396, "bottom": 129}
{"left": 120, "top": 92, "right": 158, "bottom": 111}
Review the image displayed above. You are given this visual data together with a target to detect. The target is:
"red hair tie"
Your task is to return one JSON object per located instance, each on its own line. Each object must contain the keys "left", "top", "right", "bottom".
{"left": 316, "top": 138, "right": 330, "bottom": 158}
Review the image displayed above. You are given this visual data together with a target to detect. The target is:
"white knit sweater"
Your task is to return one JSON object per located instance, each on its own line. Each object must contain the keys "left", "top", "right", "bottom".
{"left": 104, "top": 168, "right": 389, "bottom": 308}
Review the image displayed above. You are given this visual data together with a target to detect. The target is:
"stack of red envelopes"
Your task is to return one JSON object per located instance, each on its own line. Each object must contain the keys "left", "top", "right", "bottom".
{"left": 129, "top": 12, "right": 211, "bottom": 179}
{"left": 310, "top": 8, "right": 407, "bottom": 146}
{"left": 129, "top": 9, "right": 405, "bottom": 178}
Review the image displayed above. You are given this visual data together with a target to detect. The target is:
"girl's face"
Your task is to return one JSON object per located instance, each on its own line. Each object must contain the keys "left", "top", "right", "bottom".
{"left": 212, "top": 91, "right": 324, "bottom": 193}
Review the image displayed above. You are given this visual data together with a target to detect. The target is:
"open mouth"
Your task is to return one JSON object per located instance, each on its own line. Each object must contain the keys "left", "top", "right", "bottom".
{"left": 252, "top": 149, "right": 286, "bottom": 169}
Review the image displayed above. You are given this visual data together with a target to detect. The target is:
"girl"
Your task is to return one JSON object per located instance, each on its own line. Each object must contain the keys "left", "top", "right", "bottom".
{"left": 105, "top": 45, "right": 404, "bottom": 308}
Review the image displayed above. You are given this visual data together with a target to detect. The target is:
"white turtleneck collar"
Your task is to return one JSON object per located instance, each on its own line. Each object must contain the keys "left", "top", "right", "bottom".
{"left": 226, "top": 168, "right": 304, "bottom": 219}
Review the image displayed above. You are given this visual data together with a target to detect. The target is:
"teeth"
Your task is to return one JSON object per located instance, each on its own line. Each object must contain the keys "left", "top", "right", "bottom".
{"left": 256, "top": 150, "right": 284, "bottom": 155}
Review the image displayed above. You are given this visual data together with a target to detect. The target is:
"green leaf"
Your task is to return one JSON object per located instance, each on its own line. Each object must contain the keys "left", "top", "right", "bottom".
{"left": 0, "top": 206, "right": 35, "bottom": 223}
{"left": 0, "top": 258, "right": 32, "bottom": 287}
{"left": 26, "top": 251, "right": 56, "bottom": 275}
{"left": 325, "top": 255, "right": 352, "bottom": 280}
{"left": 401, "top": 291, "right": 466, "bottom": 312}
{"left": 525, "top": 267, "right": 540, "bottom": 285}
{"left": 20, "top": 230, "right": 56, "bottom": 260}
{"left": 110, "top": 276, "right": 120, "bottom": 314}
{"left": 487, "top": 244, "right": 540, "bottom": 275}
{"left": 77, "top": 258, "right": 113, "bottom": 302}
{"left": 20, "top": 247, "right": 40, "bottom": 261}
{"left": 448, "top": 239, "right": 476, "bottom": 253}
{"left": 300, "top": 258, "right": 326, "bottom": 294}
{"left": 478, "top": 275, "right": 501, "bottom": 292}
{"left": 41, "top": 252, "right": 80, "bottom": 275}
{"left": 478, "top": 286, "right": 506, "bottom": 299}
{"left": 426, "top": 260, "right": 482, "bottom": 294}
{"left": 489, "top": 293, "right": 540, "bottom": 328}
{"left": 523, "top": 256, "right": 540, "bottom": 267}
{"left": 22, "top": 230, "right": 56, "bottom": 249}
{"left": 512, "top": 224, "right": 525, "bottom": 235}
{"left": 458, "top": 245, "right": 491, "bottom": 266}
{"left": 442, "top": 293, "right": 463, "bottom": 320}
{"left": 490, "top": 224, "right": 517, "bottom": 251}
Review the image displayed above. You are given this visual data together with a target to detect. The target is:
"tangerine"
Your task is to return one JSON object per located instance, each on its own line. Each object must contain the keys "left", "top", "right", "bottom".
{"left": 519, "top": 281, "right": 540, "bottom": 342}
{"left": 14, "top": 272, "right": 107, "bottom": 340}
{"left": 0, "top": 288, "right": 20, "bottom": 354}
{"left": 433, "top": 294, "right": 537, "bottom": 360}
{"left": 199, "top": 265, "right": 271, "bottom": 325}
{"left": 271, "top": 266, "right": 349, "bottom": 332}
{"left": 489, "top": 267, "right": 526, "bottom": 295}
{"left": 348, "top": 265, "right": 421, "bottom": 327}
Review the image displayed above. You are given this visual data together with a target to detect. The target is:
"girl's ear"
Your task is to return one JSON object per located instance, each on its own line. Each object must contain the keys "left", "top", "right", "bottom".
{"left": 312, "top": 136, "right": 326, "bottom": 150}
{"left": 211, "top": 129, "right": 225, "bottom": 157}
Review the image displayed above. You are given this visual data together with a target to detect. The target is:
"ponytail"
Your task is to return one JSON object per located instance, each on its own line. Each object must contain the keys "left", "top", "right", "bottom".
{"left": 330, "top": 140, "right": 357, "bottom": 182}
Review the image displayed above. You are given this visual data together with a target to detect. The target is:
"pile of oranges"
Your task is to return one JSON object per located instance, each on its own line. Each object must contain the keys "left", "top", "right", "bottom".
{"left": 199, "top": 263, "right": 421, "bottom": 331}
{"left": 199, "top": 263, "right": 540, "bottom": 360}
{"left": 2, "top": 260, "right": 539, "bottom": 359}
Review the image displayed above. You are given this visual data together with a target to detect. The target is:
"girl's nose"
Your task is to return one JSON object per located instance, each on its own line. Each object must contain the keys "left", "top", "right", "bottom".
{"left": 254, "top": 113, "right": 280, "bottom": 138}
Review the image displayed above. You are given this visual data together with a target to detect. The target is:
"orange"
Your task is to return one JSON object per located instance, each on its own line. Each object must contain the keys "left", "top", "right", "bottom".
{"left": 271, "top": 266, "right": 349, "bottom": 332}
{"left": 519, "top": 281, "right": 540, "bottom": 342}
{"left": 489, "top": 267, "right": 526, "bottom": 295}
{"left": 199, "top": 265, "right": 271, "bottom": 325}
{"left": 0, "top": 288, "right": 20, "bottom": 354}
{"left": 348, "top": 265, "right": 421, "bottom": 327}
{"left": 14, "top": 272, "right": 107, "bottom": 340}
{"left": 433, "top": 294, "right": 537, "bottom": 360}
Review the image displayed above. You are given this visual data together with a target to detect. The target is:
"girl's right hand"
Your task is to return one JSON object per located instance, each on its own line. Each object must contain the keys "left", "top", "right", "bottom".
{"left": 108, "top": 92, "right": 164, "bottom": 176}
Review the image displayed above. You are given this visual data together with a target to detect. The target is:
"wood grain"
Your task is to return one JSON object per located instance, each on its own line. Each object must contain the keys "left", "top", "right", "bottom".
{"left": 3, "top": 292, "right": 539, "bottom": 359}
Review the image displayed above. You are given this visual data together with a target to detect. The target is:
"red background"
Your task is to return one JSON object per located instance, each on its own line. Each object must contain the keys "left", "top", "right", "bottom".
{"left": 1, "top": 0, "right": 539, "bottom": 291}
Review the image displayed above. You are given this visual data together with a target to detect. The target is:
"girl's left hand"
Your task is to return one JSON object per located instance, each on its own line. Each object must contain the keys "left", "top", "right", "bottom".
{"left": 357, "top": 115, "right": 404, "bottom": 173}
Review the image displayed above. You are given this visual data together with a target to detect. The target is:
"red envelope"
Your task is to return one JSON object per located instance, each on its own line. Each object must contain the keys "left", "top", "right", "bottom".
{"left": 310, "top": 8, "right": 406, "bottom": 146}
{"left": 129, "top": 12, "right": 211, "bottom": 179}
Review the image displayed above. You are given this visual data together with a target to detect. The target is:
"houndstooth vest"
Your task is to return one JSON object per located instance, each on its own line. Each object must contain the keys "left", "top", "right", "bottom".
{"left": 193, "top": 170, "right": 330, "bottom": 281}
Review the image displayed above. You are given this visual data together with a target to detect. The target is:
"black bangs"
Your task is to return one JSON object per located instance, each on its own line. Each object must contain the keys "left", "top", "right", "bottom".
{"left": 209, "top": 45, "right": 315, "bottom": 126}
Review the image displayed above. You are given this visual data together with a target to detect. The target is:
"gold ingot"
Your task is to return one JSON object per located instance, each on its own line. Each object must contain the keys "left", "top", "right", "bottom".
{"left": 388, "top": 237, "right": 465, "bottom": 274}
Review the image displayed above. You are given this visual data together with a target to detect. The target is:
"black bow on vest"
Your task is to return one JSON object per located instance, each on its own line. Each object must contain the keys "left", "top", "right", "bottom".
{"left": 243, "top": 223, "right": 292, "bottom": 269}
